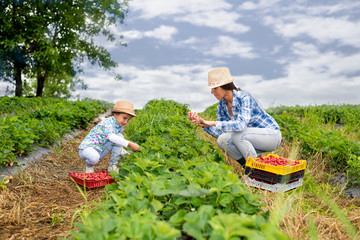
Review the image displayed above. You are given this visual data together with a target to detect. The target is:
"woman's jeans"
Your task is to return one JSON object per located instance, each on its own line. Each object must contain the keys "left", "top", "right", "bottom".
{"left": 217, "top": 128, "right": 282, "bottom": 165}
{"left": 79, "top": 134, "right": 125, "bottom": 167}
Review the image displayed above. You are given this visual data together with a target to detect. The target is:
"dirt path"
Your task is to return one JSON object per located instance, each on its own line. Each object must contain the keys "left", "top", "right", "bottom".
{"left": 0, "top": 127, "right": 111, "bottom": 240}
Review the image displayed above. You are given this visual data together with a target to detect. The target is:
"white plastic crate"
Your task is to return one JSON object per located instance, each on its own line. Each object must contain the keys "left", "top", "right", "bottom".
{"left": 243, "top": 175, "right": 303, "bottom": 192}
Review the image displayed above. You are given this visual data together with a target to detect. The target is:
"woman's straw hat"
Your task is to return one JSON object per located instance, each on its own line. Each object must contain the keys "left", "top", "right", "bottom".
{"left": 111, "top": 100, "right": 137, "bottom": 117}
{"left": 207, "top": 67, "right": 235, "bottom": 89}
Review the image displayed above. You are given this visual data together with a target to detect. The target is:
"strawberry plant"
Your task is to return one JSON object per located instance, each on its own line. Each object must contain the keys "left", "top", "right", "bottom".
{"left": 0, "top": 97, "right": 112, "bottom": 169}
{"left": 70, "top": 99, "right": 289, "bottom": 239}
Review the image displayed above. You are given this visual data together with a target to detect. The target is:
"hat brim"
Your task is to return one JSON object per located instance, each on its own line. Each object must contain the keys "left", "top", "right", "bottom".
{"left": 208, "top": 77, "right": 235, "bottom": 89}
{"left": 112, "top": 109, "right": 137, "bottom": 117}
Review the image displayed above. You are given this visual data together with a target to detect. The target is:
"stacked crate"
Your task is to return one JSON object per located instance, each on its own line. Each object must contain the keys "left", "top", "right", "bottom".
{"left": 243, "top": 154, "right": 307, "bottom": 192}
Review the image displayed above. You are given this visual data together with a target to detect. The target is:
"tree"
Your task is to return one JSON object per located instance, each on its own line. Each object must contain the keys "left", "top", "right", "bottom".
{"left": 0, "top": 0, "right": 129, "bottom": 97}
{"left": 0, "top": 1, "right": 31, "bottom": 96}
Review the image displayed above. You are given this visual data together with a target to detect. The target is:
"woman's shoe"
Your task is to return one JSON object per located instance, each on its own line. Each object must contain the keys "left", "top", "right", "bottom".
{"left": 236, "top": 158, "right": 246, "bottom": 167}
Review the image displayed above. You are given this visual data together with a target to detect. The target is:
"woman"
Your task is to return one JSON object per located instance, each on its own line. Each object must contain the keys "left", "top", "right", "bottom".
{"left": 189, "top": 67, "right": 281, "bottom": 167}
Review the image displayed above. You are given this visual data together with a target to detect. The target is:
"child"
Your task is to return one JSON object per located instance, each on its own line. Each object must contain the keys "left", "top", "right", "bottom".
{"left": 78, "top": 100, "right": 140, "bottom": 173}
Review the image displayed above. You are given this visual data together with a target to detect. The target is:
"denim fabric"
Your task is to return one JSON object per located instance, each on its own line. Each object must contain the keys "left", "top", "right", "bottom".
{"left": 217, "top": 127, "right": 282, "bottom": 161}
{"left": 202, "top": 90, "right": 280, "bottom": 138}
{"left": 79, "top": 133, "right": 125, "bottom": 167}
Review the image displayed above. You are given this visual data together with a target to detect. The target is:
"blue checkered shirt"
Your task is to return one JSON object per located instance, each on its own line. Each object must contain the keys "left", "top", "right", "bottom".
{"left": 202, "top": 90, "right": 280, "bottom": 138}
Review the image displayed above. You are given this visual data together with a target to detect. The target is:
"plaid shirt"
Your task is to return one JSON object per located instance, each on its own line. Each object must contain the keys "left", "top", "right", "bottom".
{"left": 202, "top": 90, "right": 280, "bottom": 138}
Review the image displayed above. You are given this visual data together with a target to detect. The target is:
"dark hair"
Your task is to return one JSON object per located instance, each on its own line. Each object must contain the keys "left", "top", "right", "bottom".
{"left": 220, "top": 82, "right": 241, "bottom": 91}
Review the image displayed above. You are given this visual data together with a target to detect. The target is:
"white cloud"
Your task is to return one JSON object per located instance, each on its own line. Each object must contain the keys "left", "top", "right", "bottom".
{"left": 75, "top": 64, "right": 217, "bottom": 112}
{"left": 143, "top": 25, "right": 178, "bottom": 41}
{"left": 305, "top": 2, "right": 360, "bottom": 15}
{"left": 121, "top": 30, "right": 143, "bottom": 40}
{"left": 239, "top": 0, "right": 280, "bottom": 10}
{"left": 176, "top": 37, "right": 201, "bottom": 46}
{"left": 129, "top": 0, "right": 249, "bottom": 34}
{"left": 130, "top": 0, "right": 232, "bottom": 19}
{"left": 265, "top": 15, "right": 360, "bottom": 47}
{"left": 286, "top": 42, "right": 360, "bottom": 78}
{"left": 247, "top": 41, "right": 360, "bottom": 108}
{"left": 122, "top": 25, "right": 178, "bottom": 42}
{"left": 205, "top": 36, "right": 258, "bottom": 59}
{"left": 175, "top": 10, "right": 249, "bottom": 33}
{"left": 0, "top": 82, "right": 13, "bottom": 96}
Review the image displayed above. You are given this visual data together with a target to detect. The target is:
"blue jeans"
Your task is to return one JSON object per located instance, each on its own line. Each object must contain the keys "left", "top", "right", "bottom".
{"left": 217, "top": 128, "right": 282, "bottom": 164}
{"left": 79, "top": 134, "right": 125, "bottom": 167}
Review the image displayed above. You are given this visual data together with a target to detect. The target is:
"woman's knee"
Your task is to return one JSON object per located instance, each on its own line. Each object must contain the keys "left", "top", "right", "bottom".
{"left": 217, "top": 133, "right": 230, "bottom": 150}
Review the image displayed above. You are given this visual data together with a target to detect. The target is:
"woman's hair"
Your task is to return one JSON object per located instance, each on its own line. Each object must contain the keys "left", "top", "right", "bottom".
{"left": 220, "top": 82, "right": 241, "bottom": 91}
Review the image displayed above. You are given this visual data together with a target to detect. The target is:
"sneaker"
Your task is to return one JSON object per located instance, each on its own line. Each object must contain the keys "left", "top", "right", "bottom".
{"left": 85, "top": 165, "right": 94, "bottom": 173}
{"left": 108, "top": 165, "right": 119, "bottom": 174}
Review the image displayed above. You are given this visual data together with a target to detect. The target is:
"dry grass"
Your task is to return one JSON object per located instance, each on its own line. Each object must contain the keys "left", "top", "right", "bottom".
{"left": 199, "top": 122, "right": 360, "bottom": 240}
{"left": 1, "top": 123, "right": 359, "bottom": 240}
{"left": 0, "top": 126, "right": 110, "bottom": 240}
{"left": 237, "top": 141, "right": 360, "bottom": 240}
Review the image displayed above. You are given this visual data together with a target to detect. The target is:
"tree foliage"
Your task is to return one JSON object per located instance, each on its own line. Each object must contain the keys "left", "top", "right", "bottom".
{"left": 0, "top": 0, "right": 129, "bottom": 97}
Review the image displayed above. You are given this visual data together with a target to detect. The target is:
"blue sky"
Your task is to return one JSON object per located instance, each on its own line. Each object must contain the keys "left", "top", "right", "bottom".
{"left": 3, "top": 0, "right": 360, "bottom": 112}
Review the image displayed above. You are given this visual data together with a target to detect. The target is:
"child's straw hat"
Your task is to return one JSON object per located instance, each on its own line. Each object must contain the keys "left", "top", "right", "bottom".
{"left": 112, "top": 101, "right": 137, "bottom": 117}
{"left": 208, "top": 67, "right": 235, "bottom": 89}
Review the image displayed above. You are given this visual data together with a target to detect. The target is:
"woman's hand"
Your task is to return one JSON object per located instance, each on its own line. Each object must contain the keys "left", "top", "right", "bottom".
{"left": 188, "top": 112, "right": 215, "bottom": 128}
{"left": 195, "top": 119, "right": 216, "bottom": 128}
{"left": 128, "top": 142, "right": 140, "bottom": 152}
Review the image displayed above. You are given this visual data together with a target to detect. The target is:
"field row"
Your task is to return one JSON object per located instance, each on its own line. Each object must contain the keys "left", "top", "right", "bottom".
{"left": 0, "top": 97, "right": 112, "bottom": 169}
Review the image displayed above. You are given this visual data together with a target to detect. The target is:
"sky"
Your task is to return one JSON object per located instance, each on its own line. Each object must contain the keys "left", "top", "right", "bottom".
{"left": 2, "top": 0, "right": 360, "bottom": 112}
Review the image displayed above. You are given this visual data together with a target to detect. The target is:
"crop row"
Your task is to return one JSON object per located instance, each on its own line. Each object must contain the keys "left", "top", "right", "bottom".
{"left": 0, "top": 97, "right": 112, "bottom": 169}
{"left": 204, "top": 103, "right": 360, "bottom": 186}
{"left": 267, "top": 104, "right": 360, "bottom": 139}
{"left": 69, "top": 99, "right": 289, "bottom": 240}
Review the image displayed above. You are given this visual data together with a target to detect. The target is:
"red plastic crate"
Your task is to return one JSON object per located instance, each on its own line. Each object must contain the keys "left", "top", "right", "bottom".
{"left": 68, "top": 170, "right": 115, "bottom": 189}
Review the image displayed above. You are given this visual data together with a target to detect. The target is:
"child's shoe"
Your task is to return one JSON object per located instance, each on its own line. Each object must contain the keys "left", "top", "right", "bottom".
{"left": 108, "top": 165, "right": 119, "bottom": 174}
{"left": 85, "top": 165, "right": 94, "bottom": 173}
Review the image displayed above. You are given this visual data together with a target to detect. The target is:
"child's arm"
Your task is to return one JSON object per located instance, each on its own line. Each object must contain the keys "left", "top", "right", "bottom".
{"left": 109, "top": 134, "right": 129, "bottom": 147}
{"left": 109, "top": 134, "right": 140, "bottom": 152}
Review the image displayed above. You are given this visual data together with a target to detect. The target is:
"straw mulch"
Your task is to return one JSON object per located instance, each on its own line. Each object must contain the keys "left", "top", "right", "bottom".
{"left": 0, "top": 127, "right": 110, "bottom": 240}
{"left": 1, "top": 125, "right": 359, "bottom": 240}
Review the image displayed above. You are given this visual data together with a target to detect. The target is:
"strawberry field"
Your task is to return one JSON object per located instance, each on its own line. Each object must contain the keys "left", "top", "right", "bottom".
{"left": 0, "top": 96, "right": 112, "bottom": 169}
{"left": 0, "top": 97, "right": 359, "bottom": 239}
{"left": 69, "top": 99, "right": 288, "bottom": 239}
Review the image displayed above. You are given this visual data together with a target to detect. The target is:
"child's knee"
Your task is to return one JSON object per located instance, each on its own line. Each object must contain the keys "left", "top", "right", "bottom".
{"left": 80, "top": 148, "right": 100, "bottom": 166}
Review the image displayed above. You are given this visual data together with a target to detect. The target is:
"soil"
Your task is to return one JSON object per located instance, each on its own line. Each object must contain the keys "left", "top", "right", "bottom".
{"left": 1, "top": 124, "right": 359, "bottom": 240}
{"left": 0, "top": 126, "right": 110, "bottom": 240}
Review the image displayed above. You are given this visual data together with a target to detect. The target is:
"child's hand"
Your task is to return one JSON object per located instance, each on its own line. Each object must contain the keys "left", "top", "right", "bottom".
{"left": 128, "top": 142, "right": 140, "bottom": 152}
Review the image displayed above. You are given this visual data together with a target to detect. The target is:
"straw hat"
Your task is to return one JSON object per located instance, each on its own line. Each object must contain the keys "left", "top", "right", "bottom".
{"left": 111, "top": 100, "right": 137, "bottom": 117}
{"left": 207, "top": 67, "right": 235, "bottom": 89}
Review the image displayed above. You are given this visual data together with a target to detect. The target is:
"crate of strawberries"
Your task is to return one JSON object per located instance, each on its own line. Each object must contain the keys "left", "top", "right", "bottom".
{"left": 245, "top": 154, "right": 306, "bottom": 175}
{"left": 68, "top": 170, "right": 115, "bottom": 189}
{"left": 243, "top": 154, "right": 306, "bottom": 192}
